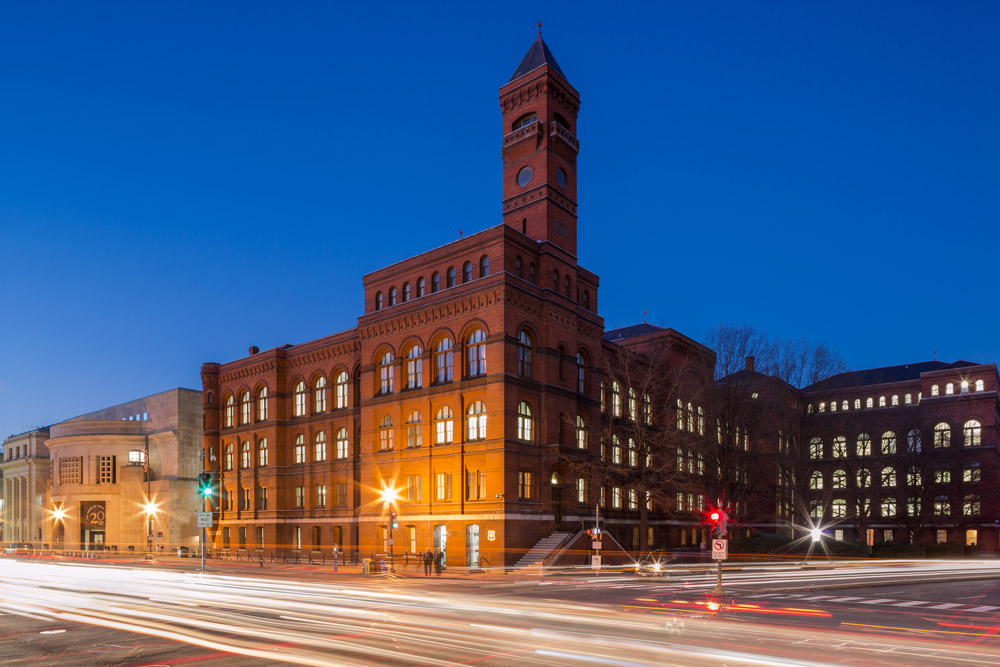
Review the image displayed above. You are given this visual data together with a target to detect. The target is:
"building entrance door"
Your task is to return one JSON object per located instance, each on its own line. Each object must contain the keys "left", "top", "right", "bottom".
{"left": 551, "top": 486, "right": 563, "bottom": 530}
{"left": 433, "top": 525, "right": 447, "bottom": 564}
{"left": 466, "top": 524, "right": 480, "bottom": 567}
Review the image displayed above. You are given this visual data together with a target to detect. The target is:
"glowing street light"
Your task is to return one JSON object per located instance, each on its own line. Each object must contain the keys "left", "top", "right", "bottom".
{"left": 811, "top": 527, "right": 822, "bottom": 543}
{"left": 379, "top": 485, "right": 400, "bottom": 574}
{"left": 51, "top": 505, "right": 66, "bottom": 521}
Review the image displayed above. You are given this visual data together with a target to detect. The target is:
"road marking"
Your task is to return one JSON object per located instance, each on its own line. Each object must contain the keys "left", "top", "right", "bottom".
{"left": 893, "top": 600, "right": 931, "bottom": 607}
{"left": 964, "top": 605, "right": 1000, "bottom": 612}
{"left": 926, "top": 603, "right": 963, "bottom": 610}
{"left": 858, "top": 599, "right": 897, "bottom": 604}
{"left": 825, "top": 597, "right": 864, "bottom": 603}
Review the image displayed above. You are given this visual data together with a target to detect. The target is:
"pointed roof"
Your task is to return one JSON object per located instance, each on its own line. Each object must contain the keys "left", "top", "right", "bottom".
{"left": 509, "top": 35, "right": 569, "bottom": 84}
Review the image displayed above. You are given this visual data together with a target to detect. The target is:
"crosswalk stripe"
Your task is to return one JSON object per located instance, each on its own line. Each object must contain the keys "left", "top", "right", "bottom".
{"left": 858, "top": 599, "right": 898, "bottom": 604}
{"left": 893, "top": 600, "right": 931, "bottom": 607}
{"left": 826, "top": 597, "right": 864, "bottom": 602}
{"left": 964, "top": 605, "right": 1000, "bottom": 613}
{"left": 926, "top": 603, "right": 963, "bottom": 610}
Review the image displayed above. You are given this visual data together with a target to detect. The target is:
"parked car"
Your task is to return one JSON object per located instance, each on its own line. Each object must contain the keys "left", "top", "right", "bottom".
{"left": 635, "top": 550, "right": 674, "bottom": 576}
{"left": 4, "top": 542, "right": 33, "bottom": 555}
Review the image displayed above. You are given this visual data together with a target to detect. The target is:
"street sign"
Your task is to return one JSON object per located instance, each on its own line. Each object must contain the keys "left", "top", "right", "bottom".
{"left": 592, "top": 541, "right": 602, "bottom": 550}
{"left": 711, "top": 539, "right": 728, "bottom": 560}
{"left": 591, "top": 555, "right": 602, "bottom": 570}
{"left": 196, "top": 512, "right": 212, "bottom": 528}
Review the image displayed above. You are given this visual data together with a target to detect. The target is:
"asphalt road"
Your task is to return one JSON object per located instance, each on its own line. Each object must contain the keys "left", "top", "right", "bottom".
{"left": 3, "top": 557, "right": 1000, "bottom": 666}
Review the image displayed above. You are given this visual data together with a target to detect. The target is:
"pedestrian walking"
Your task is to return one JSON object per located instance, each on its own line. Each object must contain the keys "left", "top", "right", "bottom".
{"left": 433, "top": 549, "right": 443, "bottom": 576}
{"left": 423, "top": 547, "right": 433, "bottom": 576}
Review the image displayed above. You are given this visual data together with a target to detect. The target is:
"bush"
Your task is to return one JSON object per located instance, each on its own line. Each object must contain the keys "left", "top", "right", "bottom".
{"left": 925, "top": 543, "right": 967, "bottom": 558}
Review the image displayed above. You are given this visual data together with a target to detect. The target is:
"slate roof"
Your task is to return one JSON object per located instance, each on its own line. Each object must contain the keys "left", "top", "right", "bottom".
{"left": 803, "top": 360, "right": 980, "bottom": 393}
{"left": 510, "top": 36, "right": 569, "bottom": 83}
{"left": 604, "top": 323, "right": 665, "bottom": 341}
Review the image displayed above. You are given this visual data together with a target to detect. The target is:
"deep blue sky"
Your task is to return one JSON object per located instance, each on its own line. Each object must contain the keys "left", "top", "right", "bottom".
{"left": 2, "top": 2, "right": 998, "bottom": 439}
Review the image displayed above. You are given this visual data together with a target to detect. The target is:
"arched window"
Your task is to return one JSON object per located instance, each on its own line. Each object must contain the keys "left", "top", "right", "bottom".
{"left": 964, "top": 461, "right": 981, "bottom": 483}
{"left": 892, "top": 394, "right": 899, "bottom": 406}
{"left": 576, "top": 415, "right": 587, "bottom": 449}
{"left": 831, "top": 499, "right": 847, "bottom": 518}
{"left": 479, "top": 255, "right": 489, "bottom": 278}
{"left": 963, "top": 420, "right": 982, "bottom": 447}
{"left": 528, "top": 263, "right": 535, "bottom": 284}
{"left": 293, "top": 434, "right": 305, "bottom": 463}
{"left": 257, "top": 438, "right": 268, "bottom": 467}
{"left": 881, "top": 466, "right": 897, "bottom": 488}
{"left": 463, "top": 261, "right": 472, "bottom": 283}
{"left": 435, "top": 406, "right": 454, "bottom": 444}
{"left": 379, "top": 352, "right": 394, "bottom": 395}
{"left": 416, "top": 276, "right": 425, "bottom": 298}
{"left": 512, "top": 112, "right": 536, "bottom": 130}
{"left": 431, "top": 272, "right": 440, "bottom": 293}
{"left": 866, "top": 397, "right": 873, "bottom": 408}
{"left": 434, "top": 337, "right": 453, "bottom": 383}
{"left": 687, "top": 402, "right": 695, "bottom": 433}
{"left": 832, "top": 436, "right": 847, "bottom": 458}
{"left": 933, "top": 422, "right": 951, "bottom": 448}
{"left": 517, "top": 402, "right": 533, "bottom": 442}
{"left": 515, "top": 256, "right": 523, "bottom": 278}
{"left": 224, "top": 394, "right": 235, "bottom": 428}
{"left": 576, "top": 353, "right": 586, "bottom": 393}
{"left": 907, "top": 429, "right": 922, "bottom": 452}
{"left": 225, "top": 443, "right": 234, "bottom": 470}
{"left": 335, "top": 371, "right": 349, "bottom": 409}
{"left": 880, "top": 499, "right": 896, "bottom": 518}
{"left": 809, "top": 438, "right": 823, "bottom": 459}
{"left": 628, "top": 389, "right": 638, "bottom": 422}
{"left": 402, "top": 282, "right": 410, "bottom": 302}
{"left": 314, "top": 376, "right": 327, "bottom": 413}
{"left": 854, "top": 398, "right": 861, "bottom": 409}
{"left": 907, "top": 466, "right": 921, "bottom": 486}
{"left": 257, "top": 387, "right": 269, "bottom": 421}
{"left": 611, "top": 382, "right": 622, "bottom": 417}
{"left": 964, "top": 495, "right": 981, "bottom": 516}
{"left": 582, "top": 291, "right": 590, "bottom": 310}
{"left": 946, "top": 382, "right": 954, "bottom": 395}
{"left": 446, "top": 266, "right": 456, "bottom": 288}
{"left": 518, "top": 330, "right": 532, "bottom": 378}
{"left": 904, "top": 393, "right": 912, "bottom": 404}
{"left": 552, "top": 269, "right": 559, "bottom": 290}
{"left": 881, "top": 431, "right": 897, "bottom": 455}
{"left": 467, "top": 401, "right": 486, "bottom": 440}
{"left": 931, "top": 384, "right": 939, "bottom": 396}
{"left": 406, "top": 411, "right": 422, "bottom": 448}
{"left": 239, "top": 391, "right": 251, "bottom": 424}
{"left": 466, "top": 329, "right": 486, "bottom": 377}
{"left": 830, "top": 401, "right": 837, "bottom": 412}
{"left": 335, "top": 428, "right": 349, "bottom": 459}
{"left": 857, "top": 468, "right": 871, "bottom": 488}
{"left": 856, "top": 433, "right": 872, "bottom": 457}
{"left": 379, "top": 416, "right": 393, "bottom": 451}
{"left": 975, "top": 379, "right": 985, "bottom": 391}
{"left": 240, "top": 441, "right": 250, "bottom": 468}
{"left": 878, "top": 396, "right": 886, "bottom": 407}
{"left": 314, "top": 431, "right": 327, "bottom": 460}
{"left": 832, "top": 469, "right": 847, "bottom": 489}
{"left": 293, "top": 381, "right": 307, "bottom": 417}
{"left": 564, "top": 275, "right": 571, "bottom": 297}
{"left": 375, "top": 291, "right": 383, "bottom": 311}
{"left": 841, "top": 400, "right": 848, "bottom": 411}
{"left": 405, "top": 345, "right": 423, "bottom": 389}
{"left": 388, "top": 287, "right": 396, "bottom": 307}
{"left": 809, "top": 471, "right": 823, "bottom": 490}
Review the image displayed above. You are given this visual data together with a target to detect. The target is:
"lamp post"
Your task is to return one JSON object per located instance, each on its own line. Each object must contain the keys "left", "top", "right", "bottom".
{"left": 379, "top": 486, "right": 400, "bottom": 574}
{"left": 142, "top": 500, "right": 158, "bottom": 556}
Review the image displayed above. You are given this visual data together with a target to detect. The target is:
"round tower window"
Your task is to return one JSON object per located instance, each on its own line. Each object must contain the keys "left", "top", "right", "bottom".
{"left": 556, "top": 168, "right": 567, "bottom": 188}
{"left": 516, "top": 167, "right": 533, "bottom": 187}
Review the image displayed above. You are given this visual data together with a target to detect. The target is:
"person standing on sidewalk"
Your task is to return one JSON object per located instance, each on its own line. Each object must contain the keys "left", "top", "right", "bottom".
{"left": 423, "top": 547, "right": 433, "bottom": 576}
{"left": 433, "top": 549, "right": 443, "bottom": 576}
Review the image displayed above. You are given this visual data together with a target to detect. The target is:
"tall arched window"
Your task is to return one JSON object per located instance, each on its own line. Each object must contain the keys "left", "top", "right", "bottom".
{"left": 406, "top": 411, "right": 422, "bottom": 448}
{"left": 517, "top": 402, "right": 533, "bottom": 442}
{"left": 293, "top": 434, "right": 305, "bottom": 463}
{"left": 463, "top": 261, "right": 472, "bottom": 283}
{"left": 518, "top": 330, "right": 532, "bottom": 378}
{"left": 528, "top": 263, "right": 535, "bottom": 284}
{"left": 866, "top": 397, "right": 873, "bottom": 408}
{"left": 239, "top": 391, "right": 251, "bottom": 424}
{"left": 446, "top": 266, "right": 456, "bottom": 288}
{"left": 946, "top": 382, "right": 955, "bottom": 395}
{"left": 402, "top": 282, "right": 410, "bottom": 302}
{"left": 628, "top": 389, "right": 638, "bottom": 421}
{"left": 611, "top": 382, "right": 622, "bottom": 417}
{"left": 257, "top": 438, "right": 268, "bottom": 467}
{"left": 388, "top": 287, "right": 396, "bottom": 307}
{"left": 314, "top": 376, "right": 327, "bottom": 413}
{"left": 405, "top": 345, "right": 423, "bottom": 389}
{"left": 225, "top": 443, "right": 234, "bottom": 470}
{"left": 467, "top": 401, "right": 486, "bottom": 440}
{"left": 931, "top": 384, "right": 939, "bottom": 396}
{"left": 576, "top": 353, "right": 586, "bottom": 393}
{"left": 856, "top": 433, "right": 872, "bottom": 457}
{"left": 379, "top": 352, "right": 394, "bottom": 395}
{"left": 293, "top": 381, "right": 307, "bottom": 417}
{"left": 576, "top": 415, "right": 587, "bottom": 449}
{"left": 435, "top": 406, "right": 454, "bottom": 444}
{"left": 831, "top": 469, "right": 847, "bottom": 489}
{"left": 431, "top": 272, "right": 440, "bottom": 293}
{"left": 907, "top": 429, "right": 922, "bottom": 452}
{"left": 466, "top": 329, "right": 486, "bottom": 377}
{"left": 515, "top": 256, "right": 523, "bottom": 278}
{"left": 933, "top": 422, "right": 951, "bottom": 448}
{"left": 375, "top": 291, "right": 383, "bottom": 311}
{"left": 314, "top": 431, "right": 327, "bottom": 461}
{"left": 416, "top": 276, "right": 425, "bottom": 297}
{"left": 964, "top": 420, "right": 982, "bottom": 447}
{"left": 335, "top": 428, "right": 348, "bottom": 459}
{"left": 582, "top": 291, "right": 590, "bottom": 310}
{"left": 975, "top": 379, "right": 985, "bottom": 391}
{"left": 857, "top": 468, "right": 871, "bottom": 488}
{"left": 564, "top": 275, "right": 570, "bottom": 297}
{"left": 881, "top": 466, "right": 897, "bottom": 488}
{"left": 334, "top": 371, "right": 349, "bottom": 409}
{"left": 257, "top": 387, "right": 268, "bottom": 421}
{"left": 881, "top": 431, "right": 896, "bottom": 455}
{"left": 241, "top": 441, "right": 251, "bottom": 468}
{"left": 434, "top": 337, "right": 453, "bottom": 383}
{"left": 552, "top": 269, "right": 559, "bottom": 289}
{"left": 479, "top": 255, "right": 489, "bottom": 277}
{"left": 224, "top": 394, "right": 235, "bottom": 428}
{"left": 809, "top": 471, "right": 823, "bottom": 490}
{"left": 379, "top": 416, "right": 393, "bottom": 451}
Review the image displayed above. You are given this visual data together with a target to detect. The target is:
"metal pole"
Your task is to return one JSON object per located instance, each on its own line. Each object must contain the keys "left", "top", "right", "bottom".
{"left": 713, "top": 559, "right": 725, "bottom": 595}
{"left": 389, "top": 523, "right": 395, "bottom": 574}
{"left": 201, "top": 526, "right": 206, "bottom": 572}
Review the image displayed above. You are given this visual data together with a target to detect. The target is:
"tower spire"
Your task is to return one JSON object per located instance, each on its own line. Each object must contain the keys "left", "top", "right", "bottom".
{"left": 537, "top": 20, "right": 542, "bottom": 37}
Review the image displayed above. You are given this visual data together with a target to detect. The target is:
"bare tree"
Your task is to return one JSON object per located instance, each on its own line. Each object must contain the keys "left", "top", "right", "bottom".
{"left": 706, "top": 323, "right": 848, "bottom": 387}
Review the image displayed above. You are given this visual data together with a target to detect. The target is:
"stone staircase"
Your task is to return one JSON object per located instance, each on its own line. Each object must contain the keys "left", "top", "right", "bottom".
{"left": 513, "top": 530, "right": 573, "bottom": 569}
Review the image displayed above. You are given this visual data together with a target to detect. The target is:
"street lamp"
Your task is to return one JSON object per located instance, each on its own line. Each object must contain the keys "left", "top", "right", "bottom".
{"left": 379, "top": 486, "right": 400, "bottom": 574}
{"left": 143, "top": 499, "right": 159, "bottom": 553}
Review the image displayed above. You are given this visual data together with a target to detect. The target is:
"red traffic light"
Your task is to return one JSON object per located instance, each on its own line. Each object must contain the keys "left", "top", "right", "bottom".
{"left": 709, "top": 511, "right": 720, "bottom": 522}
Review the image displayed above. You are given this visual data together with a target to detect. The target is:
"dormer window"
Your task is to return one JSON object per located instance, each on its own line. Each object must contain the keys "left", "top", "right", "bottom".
{"left": 512, "top": 113, "right": 536, "bottom": 131}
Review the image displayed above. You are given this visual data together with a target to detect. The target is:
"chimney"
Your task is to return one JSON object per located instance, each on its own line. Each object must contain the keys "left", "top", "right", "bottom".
{"left": 249, "top": 346, "right": 259, "bottom": 356}
{"left": 745, "top": 355, "right": 755, "bottom": 372}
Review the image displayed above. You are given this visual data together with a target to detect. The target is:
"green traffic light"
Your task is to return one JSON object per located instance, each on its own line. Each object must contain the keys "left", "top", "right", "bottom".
{"left": 203, "top": 487, "right": 213, "bottom": 496}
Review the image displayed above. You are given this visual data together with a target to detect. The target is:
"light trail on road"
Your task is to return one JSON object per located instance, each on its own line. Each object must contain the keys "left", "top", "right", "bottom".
{"left": 2, "top": 559, "right": 1000, "bottom": 666}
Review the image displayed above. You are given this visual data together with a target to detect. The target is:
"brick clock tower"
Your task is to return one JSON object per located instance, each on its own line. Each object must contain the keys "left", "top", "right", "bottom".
{"left": 500, "top": 31, "right": 580, "bottom": 256}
